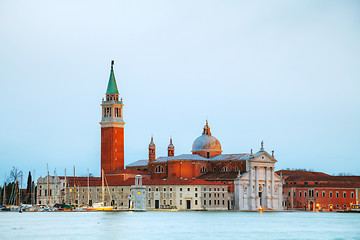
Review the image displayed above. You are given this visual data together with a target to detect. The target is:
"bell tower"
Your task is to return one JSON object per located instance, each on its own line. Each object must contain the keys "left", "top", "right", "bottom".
{"left": 100, "top": 60, "right": 125, "bottom": 175}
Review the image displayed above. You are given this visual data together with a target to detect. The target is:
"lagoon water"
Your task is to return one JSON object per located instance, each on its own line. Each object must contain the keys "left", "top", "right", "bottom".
{"left": 0, "top": 211, "right": 359, "bottom": 240}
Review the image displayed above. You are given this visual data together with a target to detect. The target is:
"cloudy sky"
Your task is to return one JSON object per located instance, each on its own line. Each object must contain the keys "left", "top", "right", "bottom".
{"left": 0, "top": 0, "right": 359, "bottom": 183}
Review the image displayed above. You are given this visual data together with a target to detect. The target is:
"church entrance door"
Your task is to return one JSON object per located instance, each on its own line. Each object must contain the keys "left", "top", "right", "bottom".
{"left": 155, "top": 200, "right": 159, "bottom": 209}
{"left": 186, "top": 200, "right": 191, "bottom": 210}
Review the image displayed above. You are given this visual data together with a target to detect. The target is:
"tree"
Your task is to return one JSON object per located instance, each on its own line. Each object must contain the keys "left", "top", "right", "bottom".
{"left": 26, "top": 171, "right": 32, "bottom": 193}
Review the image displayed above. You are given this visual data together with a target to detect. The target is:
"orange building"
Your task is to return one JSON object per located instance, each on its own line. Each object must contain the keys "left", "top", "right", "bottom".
{"left": 127, "top": 121, "right": 269, "bottom": 194}
{"left": 278, "top": 170, "right": 360, "bottom": 211}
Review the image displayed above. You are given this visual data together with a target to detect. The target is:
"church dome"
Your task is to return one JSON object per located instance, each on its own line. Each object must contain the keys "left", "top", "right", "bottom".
{"left": 192, "top": 121, "right": 222, "bottom": 156}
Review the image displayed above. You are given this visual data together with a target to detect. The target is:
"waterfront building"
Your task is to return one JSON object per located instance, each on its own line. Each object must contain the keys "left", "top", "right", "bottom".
{"left": 37, "top": 175, "right": 66, "bottom": 205}
{"left": 59, "top": 177, "right": 228, "bottom": 210}
{"left": 279, "top": 170, "right": 360, "bottom": 211}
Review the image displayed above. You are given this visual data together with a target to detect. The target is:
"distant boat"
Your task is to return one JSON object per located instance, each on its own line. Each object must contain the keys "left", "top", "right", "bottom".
{"left": 85, "top": 169, "right": 114, "bottom": 211}
{"left": 349, "top": 204, "right": 360, "bottom": 213}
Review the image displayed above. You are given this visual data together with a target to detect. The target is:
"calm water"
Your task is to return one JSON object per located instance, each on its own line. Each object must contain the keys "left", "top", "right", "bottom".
{"left": 0, "top": 211, "right": 359, "bottom": 240}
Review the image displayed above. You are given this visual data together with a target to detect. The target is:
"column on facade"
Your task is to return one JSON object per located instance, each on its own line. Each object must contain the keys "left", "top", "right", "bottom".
{"left": 249, "top": 164, "right": 254, "bottom": 210}
{"left": 264, "top": 166, "right": 268, "bottom": 208}
{"left": 271, "top": 167, "right": 274, "bottom": 209}
{"left": 278, "top": 184, "right": 283, "bottom": 210}
{"left": 255, "top": 166, "right": 259, "bottom": 209}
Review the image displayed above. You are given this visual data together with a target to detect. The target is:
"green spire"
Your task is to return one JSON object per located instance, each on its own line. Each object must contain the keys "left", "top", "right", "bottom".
{"left": 106, "top": 60, "right": 119, "bottom": 94}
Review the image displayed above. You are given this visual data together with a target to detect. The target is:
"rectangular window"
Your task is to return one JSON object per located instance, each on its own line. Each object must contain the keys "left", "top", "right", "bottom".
{"left": 170, "top": 200, "right": 172, "bottom": 205}
{"left": 39, "top": 190, "right": 42, "bottom": 196}
{"left": 180, "top": 200, "right": 182, "bottom": 205}
{"left": 330, "top": 192, "right": 333, "bottom": 198}
{"left": 223, "top": 200, "right": 225, "bottom": 205}
{"left": 148, "top": 200, "right": 151, "bottom": 204}
{"left": 322, "top": 191, "right": 325, "bottom": 198}
{"left": 209, "top": 193, "right": 211, "bottom": 197}
{"left": 209, "top": 200, "right": 212, "bottom": 205}
{"left": 217, "top": 200, "right": 220, "bottom": 205}
{"left": 180, "top": 188, "right": 182, "bottom": 191}
{"left": 187, "top": 188, "right": 190, "bottom": 191}
{"left": 316, "top": 191, "right": 319, "bottom": 198}
{"left": 336, "top": 192, "right": 339, "bottom": 198}
{"left": 170, "top": 193, "right": 172, "bottom": 197}
{"left": 195, "top": 193, "right": 198, "bottom": 197}
{"left": 294, "top": 191, "right": 296, "bottom": 197}
{"left": 164, "top": 200, "right": 166, "bottom": 204}
{"left": 163, "top": 193, "right": 166, "bottom": 198}
{"left": 351, "top": 192, "right": 354, "bottom": 198}
{"left": 343, "top": 192, "right": 346, "bottom": 198}
{"left": 204, "top": 200, "right": 206, "bottom": 206}
{"left": 204, "top": 193, "right": 206, "bottom": 197}
{"left": 170, "top": 188, "right": 172, "bottom": 191}
{"left": 195, "top": 188, "right": 198, "bottom": 191}
{"left": 195, "top": 200, "right": 198, "bottom": 205}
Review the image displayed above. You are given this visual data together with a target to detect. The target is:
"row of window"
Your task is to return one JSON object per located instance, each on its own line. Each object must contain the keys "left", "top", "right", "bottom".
{"left": 155, "top": 166, "right": 239, "bottom": 174}
{"left": 106, "top": 95, "right": 119, "bottom": 101}
{"left": 203, "top": 200, "right": 226, "bottom": 206}
{"left": 289, "top": 190, "right": 354, "bottom": 199}
{"left": 204, "top": 193, "right": 225, "bottom": 198}
{"left": 103, "top": 107, "right": 122, "bottom": 118}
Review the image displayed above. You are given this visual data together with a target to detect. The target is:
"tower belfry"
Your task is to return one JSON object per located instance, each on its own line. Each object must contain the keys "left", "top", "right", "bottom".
{"left": 100, "top": 61, "right": 125, "bottom": 175}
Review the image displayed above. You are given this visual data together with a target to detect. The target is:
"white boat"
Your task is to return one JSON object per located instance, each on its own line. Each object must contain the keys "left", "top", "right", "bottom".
{"left": 85, "top": 169, "right": 114, "bottom": 211}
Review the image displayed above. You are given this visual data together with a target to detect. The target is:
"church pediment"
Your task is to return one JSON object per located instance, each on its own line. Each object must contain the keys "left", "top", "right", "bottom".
{"left": 251, "top": 151, "right": 276, "bottom": 162}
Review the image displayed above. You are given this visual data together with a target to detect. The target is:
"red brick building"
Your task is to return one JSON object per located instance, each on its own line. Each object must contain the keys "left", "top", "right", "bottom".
{"left": 278, "top": 170, "right": 360, "bottom": 211}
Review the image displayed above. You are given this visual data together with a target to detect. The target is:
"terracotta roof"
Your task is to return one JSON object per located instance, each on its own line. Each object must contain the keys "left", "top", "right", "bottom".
{"left": 143, "top": 178, "right": 225, "bottom": 186}
{"left": 106, "top": 169, "right": 148, "bottom": 175}
{"left": 278, "top": 170, "right": 360, "bottom": 188}
{"left": 284, "top": 182, "right": 360, "bottom": 188}
{"left": 197, "top": 171, "right": 240, "bottom": 181}
{"left": 67, "top": 177, "right": 224, "bottom": 187}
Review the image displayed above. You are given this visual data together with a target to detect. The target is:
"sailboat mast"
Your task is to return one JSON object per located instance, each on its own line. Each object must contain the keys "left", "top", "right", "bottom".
{"left": 47, "top": 164, "right": 50, "bottom": 205}
{"left": 102, "top": 169, "right": 104, "bottom": 204}
{"left": 3, "top": 173, "right": 6, "bottom": 205}
{"left": 87, "top": 169, "right": 90, "bottom": 206}
{"left": 64, "top": 168, "right": 67, "bottom": 204}
{"left": 73, "top": 166, "right": 76, "bottom": 207}
{"left": 32, "top": 169, "right": 35, "bottom": 206}
{"left": 15, "top": 175, "right": 18, "bottom": 206}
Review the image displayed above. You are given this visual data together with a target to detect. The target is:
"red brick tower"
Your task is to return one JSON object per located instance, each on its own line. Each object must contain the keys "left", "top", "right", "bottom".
{"left": 149, "top": 137, "right": 156, "bottom": 162}
{"left": 100, "top": 61, "right": 125, "bottom": 176}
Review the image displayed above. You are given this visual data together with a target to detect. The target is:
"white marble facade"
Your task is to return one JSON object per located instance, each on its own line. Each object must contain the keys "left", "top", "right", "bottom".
{"left": 234, "top": 150, "right": 283, "bottom": 211}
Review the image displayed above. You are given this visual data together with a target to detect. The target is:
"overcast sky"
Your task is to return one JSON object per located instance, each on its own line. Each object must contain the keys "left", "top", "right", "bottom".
{"left": 0, "top": 0, "right": 359, "bottom": 184}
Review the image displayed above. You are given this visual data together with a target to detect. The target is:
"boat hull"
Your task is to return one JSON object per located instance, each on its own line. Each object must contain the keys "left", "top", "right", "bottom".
{"left": 85, "top": 206, "right": 114, "bottom": 211}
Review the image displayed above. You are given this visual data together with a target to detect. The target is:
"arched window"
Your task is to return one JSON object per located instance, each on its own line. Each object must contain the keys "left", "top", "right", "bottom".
{"left": 200, "top": 166, "right": 207, "bottom": 173}
{"left": 235, "top": 166, "right": 238, "bottom": 172}
{"left": 221, "top": 167, "right": 229, "bottom": 172}
{"left": 155, "top": 166, "right": 164, "bottom": 173}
